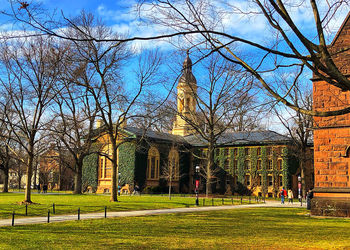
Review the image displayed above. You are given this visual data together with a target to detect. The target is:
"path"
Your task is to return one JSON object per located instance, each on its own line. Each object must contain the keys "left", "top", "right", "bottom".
{"left": 0, "top": 200, "right": 306, "bottom": 227}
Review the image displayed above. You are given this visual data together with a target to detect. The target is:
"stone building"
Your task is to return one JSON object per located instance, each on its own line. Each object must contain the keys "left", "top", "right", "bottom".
{"left": 83, "top": 53, "right": 313, "bottom": 197}
{"left": 312, "top": 12, "right": 350, "bottom": 216}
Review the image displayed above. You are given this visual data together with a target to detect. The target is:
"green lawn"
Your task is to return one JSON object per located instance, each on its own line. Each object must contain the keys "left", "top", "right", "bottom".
{"left": 0, "top": 207, "right": 349, "bottom": 249}
{"left": 0, "top": 192, "right": 257, "bottom": 219}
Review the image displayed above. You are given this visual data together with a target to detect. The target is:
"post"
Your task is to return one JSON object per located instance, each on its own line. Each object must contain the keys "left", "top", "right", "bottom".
{"left": 25, "top": 204, "right": 28, "bottom": 216}
{"left": 12, "top": 211, "right": 15, "bottom": 226}
{"left": 241, "top": 197, "right": 243, "bottom": 204}
{"left": 195, "top": 165, "right": 200, "bottom": 206}
{"left": 105, "top": 206, "right": 107, "bottom": 218}
{"left": 53, "top": 203, "right": 55, "bottom": 214}
{"left": 47, "top": 210, "right": 50, "bottom": 223}
{"left": 231, "top": 197, "right": 233, "bottom": 205}
{"left": 203, "top": 199, "right": 205, "bottom": 206}
{"left": 78, "top": 208, "right": 80, "bottom": 220}
{"left": 222, "top": 198, "right": 224, "bottom": 205}
{"left": 212, "top": 198, "right": 214, "bottom": 206}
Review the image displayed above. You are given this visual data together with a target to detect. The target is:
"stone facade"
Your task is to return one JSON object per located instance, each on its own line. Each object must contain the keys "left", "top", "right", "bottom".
{"left": 312, "top": 12, "right": 350, "bottom": 216}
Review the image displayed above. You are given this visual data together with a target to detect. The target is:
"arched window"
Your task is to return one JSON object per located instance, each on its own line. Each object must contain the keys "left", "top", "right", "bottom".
{"left": 168, "top": 148, "right": 180, "bottom": 180}
{"left": 147, "top": 146, "right": 160, "bottom": 180}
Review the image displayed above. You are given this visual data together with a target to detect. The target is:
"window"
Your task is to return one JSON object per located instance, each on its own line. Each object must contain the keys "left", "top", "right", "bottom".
{"left": 104, "top": 160, "right": 111, "bottom": 178}
{"left": 266, "top": 147, "right": 272, "bottom": 156}
{"left": 267, "top": 160, "right": 273, "bottom": 170}
{"left": 224, "top": 148, "right": 229, "bottom": 157}
{"left": 268, "top": 175, "right": 273, "bottom": 186}
{"left": 277, "top": 159, "right": 282, "bottom": 170}
{"left": 257, "top": 159, "right": 261, "bottom": 170}
{"left": 257, "top": 147, "right": 261, "bottom": 156}
{"left": 99, "top": 157, "right": 104, "bottom": 179}
{"left": 279, "top": 175, "right": 283, "bottom": 187}
{"left": 258, "top": 175, "right": 262, "bottom": 186}
{"left": 245, "top": 175, "right": 251, "bottom": 186}
{"left": 233, "top": 148, "right": 238, "bottom": 157}
{"left": 245, "top": 147, "right": 250, "bottom": 156}
{"left": 147, "top": 146, "right": 160, "bottom": 180}
{"left": 245, "top": 160, "right": 251, "bottom": 170}
{"left": 233, "top": 160, "right": 238, "bottom": 171}
{"left": 224, "top": 159, "right": 230, "bottom": 171}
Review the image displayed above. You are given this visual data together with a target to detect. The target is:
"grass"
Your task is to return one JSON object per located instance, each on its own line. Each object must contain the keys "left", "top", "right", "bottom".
{"left": 0, "top": 207, "right": 349, "bottom": 249}
{"left": 0, "top": 192, "right": 257, "bottom": 219}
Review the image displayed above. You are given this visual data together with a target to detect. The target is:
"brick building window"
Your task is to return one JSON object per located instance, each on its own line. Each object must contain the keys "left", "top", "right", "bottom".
{"left": 224, "top": 159, "right": 230, "bottom": 171}
{"left": 245, "top": 160, "right": 251, "bottom": 170}
{"left": 245, "top": 148, "right": 250, "bottom": 156}
{"left": 257, "top": 147, "right": 261, "bottom": 156}
{"left": 277, "top": 159, "right": 282, "bottom": 170}
{"left": 257, "top": 159, "right": 261, "bottom": 170}
{"left": 268, "top": 175, "right": 273, "bottom": 186}
{"left": 258, "top": 175, "right": 262, "bottom": 186}
{"left": 279, "top": 175, "right": 283, "bottom": 187}
{"left": 266, "top": 147, "right": 272, "bottom": 156}
{"left": 267, "top": 160, "right": 273, "bottom": 170}
{"left": 224, "top": 148, "right": 229, "bottom": 157}
{"left": 234, "top": 148, "right": 238, "bottom": 157}
{"left": 233, "top": 160, "right": 238, "bottom": 171}
{"left": 245, "top": 175, "right": 251, "bottom": 186}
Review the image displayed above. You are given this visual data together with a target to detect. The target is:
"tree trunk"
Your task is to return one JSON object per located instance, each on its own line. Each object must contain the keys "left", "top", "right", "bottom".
{"left": 2, "top": 167, "right": 9, "bottom": 193}
{"left": 206, "top": 142, "right": 214, "bottom": 198}
{"left": 110, "top": 142, "right": 118, "bottom": 202}
{"left": 24, "top": 149, "right": 34, "bottom": 203}
{"left": 73, "top": 164, "right": 83, "bottom": 194}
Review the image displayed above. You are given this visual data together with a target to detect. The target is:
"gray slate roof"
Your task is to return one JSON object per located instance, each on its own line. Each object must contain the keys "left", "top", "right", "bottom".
{"left": 184, "top": 130, "right": 292, "bottom": 147}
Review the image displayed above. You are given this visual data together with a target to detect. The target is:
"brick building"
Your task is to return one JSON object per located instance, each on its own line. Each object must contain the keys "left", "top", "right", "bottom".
{"left": 312, "top": 12, "right": 350, "bottom": 216}
{"left": 83, "top": 53, "right": 313, "bottom": 197}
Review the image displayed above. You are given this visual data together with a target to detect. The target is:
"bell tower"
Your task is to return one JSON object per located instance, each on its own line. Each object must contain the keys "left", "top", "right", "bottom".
{"left": 172, "top": 51, "right": 197, "bottom": 136}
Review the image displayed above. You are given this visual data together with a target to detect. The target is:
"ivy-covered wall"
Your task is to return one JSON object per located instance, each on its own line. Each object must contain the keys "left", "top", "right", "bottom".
{"left": 118, "top": 142, "right": 136, "bottom": 186}
{"left": 82, "top": 152, "right": 99, "bottom": 191}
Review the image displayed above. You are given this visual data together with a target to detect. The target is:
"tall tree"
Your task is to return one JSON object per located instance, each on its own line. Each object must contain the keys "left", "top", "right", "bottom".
{"left": 0, "top": 36, "right": 64, "bottom": 203}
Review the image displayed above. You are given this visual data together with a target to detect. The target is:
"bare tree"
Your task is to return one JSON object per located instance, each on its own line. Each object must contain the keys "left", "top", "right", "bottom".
{"left": 167, "top": 53, "right": 257, "bottom": 196}
{"left": 0, "top": 36, "right": 64, "bottom": 203}
{"left": 274, "top": 80, "right": 313, "bottom": 197}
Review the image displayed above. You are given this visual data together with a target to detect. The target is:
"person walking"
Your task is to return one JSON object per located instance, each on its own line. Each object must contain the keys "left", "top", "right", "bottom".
{"left": 288, "top": 189, "right": 294, "bottom": 204}
{"left": 280, "top": 187, "right": 286, "bottom": 204}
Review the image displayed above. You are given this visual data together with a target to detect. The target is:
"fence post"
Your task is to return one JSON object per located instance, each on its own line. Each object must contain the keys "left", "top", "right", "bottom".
{"left": 78, "top": 208, "right": 80, "bottom": 220}
{"left": 47, "top": 210, "right": 50, "bottom": 223}
{"left": 25, "top": 204, "right": 28, "bottom": 216}
{"left": 212, "top": 198, "right": 214, "bottom": 206}
{"left": 222, "top": 198, "right": 224, "bottom": 205}
{"left": 241, "top": 197, "right": 243, "bottom": 204}
{"left": 53, "top": 203, "right": 55, "bottom": 214}
{"left": 105, "top": 206, "right": 107, "bottom": 218}
{"left": 231, "top": 197, "right": 233, "bottom": 205}
{"left": 12, "top": 211, "right": 15, "bottom": 226}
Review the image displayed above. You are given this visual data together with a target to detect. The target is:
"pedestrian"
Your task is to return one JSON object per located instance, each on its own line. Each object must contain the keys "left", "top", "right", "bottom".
{"left": 43, "top": 184, "right": 48, "bottom": 193}
{"left": 280, "top": 187, "right": 286, "bottom": 204}
{"left": 288, "top": 189, "right": 293, "bottom": 204}
{"left": 37, "top": 184, "right": 41, "bottom": 193}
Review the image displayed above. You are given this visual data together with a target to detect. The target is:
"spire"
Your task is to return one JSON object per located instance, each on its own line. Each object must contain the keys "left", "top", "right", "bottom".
{"left": 179, "top": 50, "right": 196, "bottom": 85}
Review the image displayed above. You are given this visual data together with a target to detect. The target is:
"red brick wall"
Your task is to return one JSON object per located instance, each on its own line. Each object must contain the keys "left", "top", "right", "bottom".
{"left": 313, "top": 13, "right": 350, "bottom": 191}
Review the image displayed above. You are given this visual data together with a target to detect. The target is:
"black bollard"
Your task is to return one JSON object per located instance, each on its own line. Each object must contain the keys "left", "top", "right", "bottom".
{"left": 222, "top": 198, "right": 224, "bottom": 205}
{"left": 25, "top": 204, "right": 28, "bottom": 216}
{"left": 241, "top": 197, "right": 243, "bottom": 204}
{"left": 231, "top": 197, "right": 233, "bottom": 205}
{"left": 105, "top": 206, "right": 107, "bottom": 218}
{"left": 212, "top": 198, "right": 214, "bottom": 206}
{"left": 53, "top": 203, "right": 55, "bottom": 214}
{"left": 12, "top": 211, "right": 15, "bottom": 226}
{"left": 78, "top": 208, "right": 80, "bottom": 220}
{"left": 47, "top": 210, "right": 50, "bottom": 223}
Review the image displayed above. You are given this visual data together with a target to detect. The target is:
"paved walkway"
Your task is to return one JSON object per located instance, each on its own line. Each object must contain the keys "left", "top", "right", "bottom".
{"left": 0, "top": 200, "right": 306, "bottom": 227}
